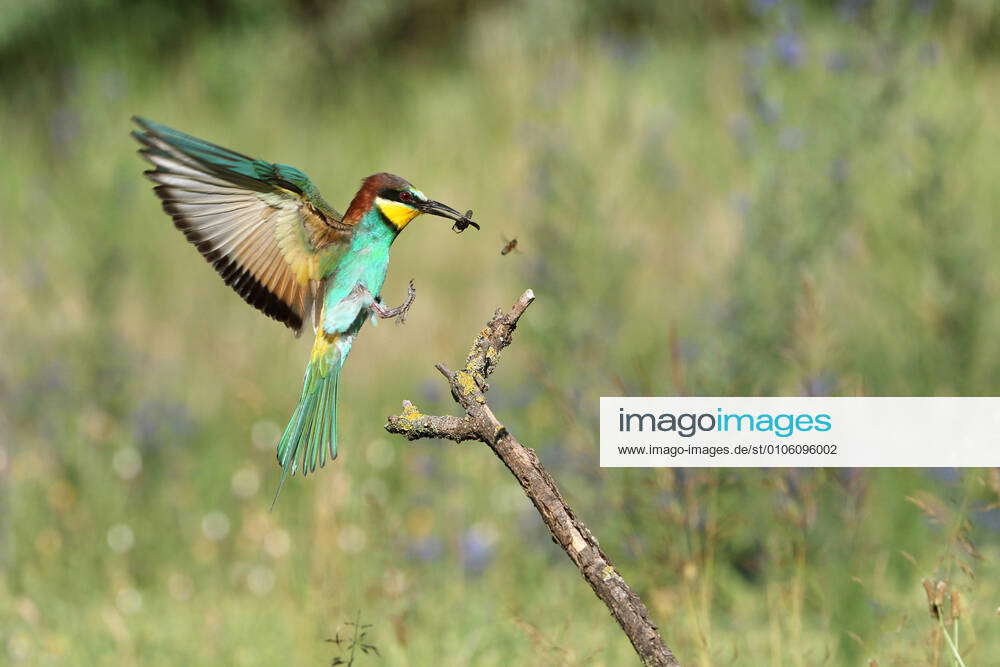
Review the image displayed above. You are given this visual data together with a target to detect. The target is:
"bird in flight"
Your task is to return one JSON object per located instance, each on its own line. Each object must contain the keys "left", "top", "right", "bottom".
{"left": 132, "top": 117, "right": 478, "bottom": 504}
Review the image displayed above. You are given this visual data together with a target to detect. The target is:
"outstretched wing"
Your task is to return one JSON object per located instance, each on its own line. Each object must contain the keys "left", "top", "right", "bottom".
{"left": 133, "top": 117, "right": 352, "bottom": 334}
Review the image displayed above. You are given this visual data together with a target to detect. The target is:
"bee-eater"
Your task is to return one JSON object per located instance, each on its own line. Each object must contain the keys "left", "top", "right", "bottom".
{"left": 132, "top": 117, "right": 477, "bottom": 503}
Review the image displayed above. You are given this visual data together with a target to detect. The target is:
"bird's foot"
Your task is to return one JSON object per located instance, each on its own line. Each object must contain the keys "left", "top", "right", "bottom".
{"left": 371, "top": 280, "right": 416, "bottom": 325}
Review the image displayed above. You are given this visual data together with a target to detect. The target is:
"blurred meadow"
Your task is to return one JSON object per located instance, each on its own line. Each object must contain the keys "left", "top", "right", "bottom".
{"left": 3, "top": 0, "right": 1000, "bottom": 664}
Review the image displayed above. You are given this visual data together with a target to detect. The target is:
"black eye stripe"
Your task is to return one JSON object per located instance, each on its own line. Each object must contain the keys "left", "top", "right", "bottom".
{"left": 377, "top": 188, "right": 415, "bottom": 204}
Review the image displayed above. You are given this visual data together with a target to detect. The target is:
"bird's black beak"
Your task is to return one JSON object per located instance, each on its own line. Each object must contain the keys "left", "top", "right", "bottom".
{"left": 420, "top": 199, "right": 463, "bottom": 221}
{"left": 421, "top": 200, "right": 480, "bottom": 232}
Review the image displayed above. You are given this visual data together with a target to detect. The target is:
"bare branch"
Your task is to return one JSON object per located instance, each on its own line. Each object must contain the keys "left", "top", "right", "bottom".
{"left": 385, "top": 289, "right": 679, "bottom": 667}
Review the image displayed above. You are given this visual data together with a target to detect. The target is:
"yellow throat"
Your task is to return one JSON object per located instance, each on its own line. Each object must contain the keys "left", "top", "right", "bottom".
{"left": 375, "top": 197, "right": 421, "bottom": 230}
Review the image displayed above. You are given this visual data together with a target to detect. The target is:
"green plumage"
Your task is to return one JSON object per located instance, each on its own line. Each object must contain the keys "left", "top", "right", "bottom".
{"left": 272, "top": 344, "right": 346, "bottom": 507}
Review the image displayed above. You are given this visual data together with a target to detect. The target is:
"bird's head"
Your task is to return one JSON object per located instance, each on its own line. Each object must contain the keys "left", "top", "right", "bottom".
{"left": 347, "top": 172, "right": 474, "bottom": 233}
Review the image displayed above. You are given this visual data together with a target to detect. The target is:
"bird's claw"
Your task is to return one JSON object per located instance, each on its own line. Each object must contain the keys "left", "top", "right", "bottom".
{"left": 395, "top": 280, "right": 416, "bottom": 325}
{"left": 371, "top": 280, "right": 416, "bottom": 324}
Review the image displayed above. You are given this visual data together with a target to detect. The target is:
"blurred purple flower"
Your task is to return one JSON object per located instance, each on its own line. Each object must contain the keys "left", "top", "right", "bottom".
{"left": 838, "top": 0, "right": 872, "bottom": 22}
{"left": 774, "top": 32, "right": 804, "bottom": 67}
{"left": 803, "top": 372, "right": 837, "bottom": 396}
{"left": 407, "top": 536, "right": 443, "bottom": 563}
{"left": 417, "top": 379, "right": 442, "bottom": 404}
{"left": 973, "top": 507, "right": 1000, "bottom": 532}
{"left": 131, "top": 400, "right": 193, "bottom": 451}
{"left": 750, "top": 0, "right": 780, "bottom": 16}
{"left": 461, "top": 525, "right": 497, "bottom": 575}
{"left": 927, "top": 468, "right": 959, "bottom": 483}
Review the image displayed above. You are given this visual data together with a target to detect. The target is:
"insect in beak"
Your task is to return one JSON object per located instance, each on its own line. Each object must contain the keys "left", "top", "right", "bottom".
{"left": 420, "top": 200, "right": 480, "bottom": 233}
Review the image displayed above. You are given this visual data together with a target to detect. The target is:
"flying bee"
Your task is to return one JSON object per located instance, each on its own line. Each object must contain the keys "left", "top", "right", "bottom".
{"left": 500, "top": 236, "right": 520, "bottom": 256}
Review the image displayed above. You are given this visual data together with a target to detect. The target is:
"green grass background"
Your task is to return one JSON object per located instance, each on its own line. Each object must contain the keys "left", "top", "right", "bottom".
{"left": 3, "top": 1, "right": 1000, "bottom": 664}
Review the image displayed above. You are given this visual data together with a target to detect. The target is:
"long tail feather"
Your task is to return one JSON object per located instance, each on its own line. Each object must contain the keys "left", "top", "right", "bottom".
{"left": 271, "top": 331, "right": 352, "bottom": 508}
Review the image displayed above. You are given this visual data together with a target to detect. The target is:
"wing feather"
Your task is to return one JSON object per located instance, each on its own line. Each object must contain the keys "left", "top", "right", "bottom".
{"left": 133, "top": 117, "right": 352, "bottom": 333}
